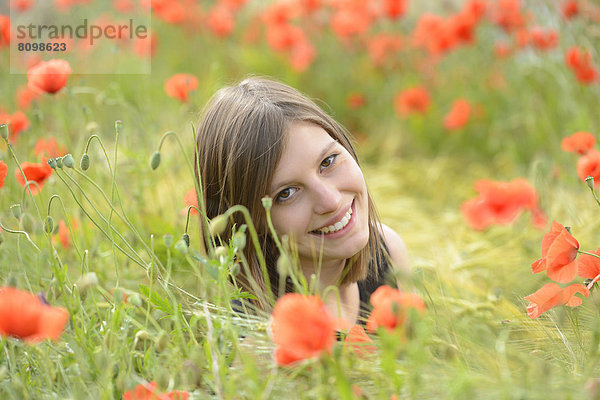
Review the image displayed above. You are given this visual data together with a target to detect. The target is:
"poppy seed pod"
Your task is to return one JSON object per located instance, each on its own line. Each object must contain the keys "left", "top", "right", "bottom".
{"left": 55, "top": 157, "right": 63, "bottom": 169}
{"left": 115, "top": 120, "right": 123, "bottom": 133}
{"left": 62, "top": 154, "right": 75, "bottom": 168}
{"left": 47, "top": 158, "right": 58, "bottom": 170}
{"left": 175, "top": 239, "right": 188, "bottom": 254}
{"left": 0, "top": 124, "right": 8, "bottom": 140}
{"left": 262, "top": 196, "right": 273, "bottom": 211}
{"left": 44, "top": 216, "right": 54, "bottom": 234}
{"left": 208, "top": 214, "right": 227, "bottom": 237}
{"left": 150, "top": 151, "right": 161, "bottom": 170}
{"left": 586, "top": 176, "right": 595, "bottom": 190}
{"left": 182, "top": 233, "right": 190, "bottom": 247}
{"left": 10, "top": 204, "right": 22, "bottom": 220}
{"left": 232, "top": 231, "right": 246, "bottom": 251}
{"left": 80, "top": 154, "right": 90, "bottom": 171}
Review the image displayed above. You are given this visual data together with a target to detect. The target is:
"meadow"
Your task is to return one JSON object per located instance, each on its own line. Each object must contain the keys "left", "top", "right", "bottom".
{"left": 1, "top": 0, "right": 600, "bottom": 398}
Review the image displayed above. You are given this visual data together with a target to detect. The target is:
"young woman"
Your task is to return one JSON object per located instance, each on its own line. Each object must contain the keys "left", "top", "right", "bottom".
{"left": 195, "top": 77, "right": 408, "bottom": 325}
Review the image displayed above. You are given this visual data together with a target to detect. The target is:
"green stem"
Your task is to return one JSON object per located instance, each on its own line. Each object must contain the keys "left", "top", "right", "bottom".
{"left": 578, "top": 250, "right": 600, "bottom": 259}
{"left": 0, "top": 220, "right": 41, "bottom": 252}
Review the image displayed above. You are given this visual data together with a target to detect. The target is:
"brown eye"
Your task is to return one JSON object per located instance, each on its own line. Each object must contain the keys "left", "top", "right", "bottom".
{"left": 275, "top": 187, "right": 297, "bottom": 203}
{"left": 320, "top": 154, "right": 337, "bottom": 170}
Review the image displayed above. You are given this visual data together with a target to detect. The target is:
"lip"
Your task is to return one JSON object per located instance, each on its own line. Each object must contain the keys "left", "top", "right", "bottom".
{"left": 309, "top": 199, "right": 356, "bottom": 239}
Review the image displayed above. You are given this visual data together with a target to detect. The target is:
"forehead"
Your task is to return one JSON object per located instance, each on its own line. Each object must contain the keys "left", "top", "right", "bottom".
{"left": 270, "top": 122, "right": 336, "bottom": 191}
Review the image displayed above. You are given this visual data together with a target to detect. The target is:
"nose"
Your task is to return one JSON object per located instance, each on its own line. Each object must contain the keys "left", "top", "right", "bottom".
{"left": 311, "top": 178, "right": 341, "bottom": 215}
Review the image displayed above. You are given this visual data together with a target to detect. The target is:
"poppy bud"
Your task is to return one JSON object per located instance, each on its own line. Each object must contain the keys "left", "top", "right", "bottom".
{"left": 182, "top": 233, "right": 190, "bottom": 247}
{"left": 44, "top": 216, "right": 54, "bottom": 233}
{"left": 215, "top": 246, "right": 228, "bottom": 261}
{"left": 156, "top": 331, "right": 169, "bottom": 352}
{"left": 80, "top": 153, "right": 90, "bottom": 170}
{"left": 262, "top": 196, "right": 273, "bottom": 211}
{"left": 163, "top": 234, "right": 173, "bottom": 248}
{"left": 150, "top": 151, "right": 161, "bottom": 170}
{"left": 62, "top": 154, "right": 75, "bottom": 168}
{"left": 55, "top": 157, "right": 63, "bottom": 169}
{"left": 230, "top": 262, "right": 240, "bottom": 276}
{"left": 10, "top": 204, "right": 22, "bottom": 220}
{"left": 76, "top": 272, "right": 98, "bottom": 293}
{"left": 209, "top": 214, "right": 227, "bottom": 237}
{"left": 277, "top": 254, "right": 291, "bottom": 277}
{"left": 135, "top": 330, "right": 151, "bottom": 341}
{"left": 175, "top": 239, "right": 188, "bottom": 254}
{"left": 232, "top": 231, "right": 246, "bottom": 251}
{"left": 586, "top": 176, "right": 595, "bottom": 190}
{"left": 85, "top": 122, "right": 100, "bottom": 134}
{"left": 0, "top": 124, "right": 8, "bottom": 140}
{"left": 128, "top": 293, "right": 142, "bottom": 307}
{"left": 115, "top": 120, "right": 123, "bottom": 133}
{"left": 47, "top": 158, "right": 58, "bottom": 170}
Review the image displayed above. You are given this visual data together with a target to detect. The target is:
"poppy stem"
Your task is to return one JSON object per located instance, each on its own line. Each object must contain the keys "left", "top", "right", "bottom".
{"left": 586, "top": 180, "right": 600, "bottom": 208}
{"left": 587, "top": 273, "right": 600, "bottom": 290}
{"left": 0, "top": 220, "right": 41, "bottom": 252}
{"left": 578, "top": 250, "right": 600, "bottom": 259}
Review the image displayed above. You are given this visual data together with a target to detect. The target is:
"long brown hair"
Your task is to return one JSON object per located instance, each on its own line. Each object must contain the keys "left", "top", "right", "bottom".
{"left": 195, "top": 77, "right": 385, "bottom": 309}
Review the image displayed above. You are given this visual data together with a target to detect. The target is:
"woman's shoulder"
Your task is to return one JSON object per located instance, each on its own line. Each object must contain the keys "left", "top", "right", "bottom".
{"left": 378, "top": 223, "right": 409, "bottom": 275}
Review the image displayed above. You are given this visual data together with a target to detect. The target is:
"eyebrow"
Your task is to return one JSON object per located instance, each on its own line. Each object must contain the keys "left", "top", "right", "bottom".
{"left": 269, "top": 139, "right": 338, "bottom": 194}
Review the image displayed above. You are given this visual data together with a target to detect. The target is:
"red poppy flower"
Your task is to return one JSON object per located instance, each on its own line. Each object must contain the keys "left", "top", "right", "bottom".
{"left": 347, "top": 93, "right": 366, "bottom": 109}
{"left": 565, "top": 46, "right": 598, "bottom": 84}
{"left": 330, "top": 5, "right": 373, "bottom": 39}
{"left": 123, "top": 381, "right": 189, "bottom": 400}
{"left": 494, "top": 41, "right": 512, "bottom": 58}
{"left": 491, "top": 0, "right": 527, "bottom": 33}
{"left": 562, "top": 1, "right": 579, "bottom": 19}
{"left": 15, "top": 159, "right": 54, "bottom": 195}
{"left": 412, "top": 13, "right": 457, "bottom": 56}
{"left": 381, "top": 0, "right": 407, "bottom": 19}
{"left": 27, "top": 59, "right": 72, "bottom": 94}
{"left": 561, "top": 131, "right": 596, "bottom": 155}
{"left": 0, "top": 287, "right": 69, "bottom": 343}
{"left": 577, "top": 149, "right": 600, "bottom": 186}
{"left": 34, "top": 137, "right": 67, "bottom": 158}
{"left": 15, "top": 85, "right": 41, "bottom": 110}
{"left": 289, "top": 39, "right": 316, "bottom": 72}
{"left": 529, "top": 27, "right": 558, "bottom": 50}
{"left": 270, "top": 294, "right": 335, "bottom": 366}
{"left": 0, "top": 161, "right": 7, "bottom": 189}
{"left": 181, "top": 188, "right": 199, "bottom": 216}
{"left": 55, "top": 220, "right": 77, "bottom": 249}
{"left": 577, "top": 247, "right": 600, "bottom": 281}
{"left": 366, "top": 285, "right": 425, "bottom": 333}
{"left": 151, "top": 0, "right": 187, "bottom": 24}
{"left": 164, "top": 74, "right": 198, "bottom": 102}
{"left": 462, "top": 178, "right": 540, "bottom": 230}
{"left": 443, "top": 99, "right": 471, "bottom": 130}
{"left": 531, "top": 221, "right": 579, "bottom": 283}
{"left": 525, "top": 282, "right": 589, "bottom": 319}
{"left": 394, "top": 86, "right": 431, "bottom": 117}
{"left": 207, "top": 4, "right": 235, "bottom": 37}
{"left": 344, "top": 325, "right": 377, "bottom": 356}
{"left": 0, "top": 14, "right": 10, "bottom": 47}
{"left": 0, "top": 111, "right": 30, "bottom": 143}
{"left": 367, "top": 34, "right": 403, "bottom": 66}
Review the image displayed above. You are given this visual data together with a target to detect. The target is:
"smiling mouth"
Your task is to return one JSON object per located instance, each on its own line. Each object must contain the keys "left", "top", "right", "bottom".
{"left": 310, "top": 204, "right": 353, "bottom": 235}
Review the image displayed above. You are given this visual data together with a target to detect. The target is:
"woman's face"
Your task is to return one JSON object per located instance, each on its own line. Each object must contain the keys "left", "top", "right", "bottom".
{"left": 267, "top": 121, "right": 370, "bottom": 268}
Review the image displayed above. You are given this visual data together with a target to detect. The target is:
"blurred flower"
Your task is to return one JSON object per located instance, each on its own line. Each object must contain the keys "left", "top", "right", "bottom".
{"left": 270, "top": 293, "right": 335, "bottom": 366}
{"left": 491, "top": 0, "right": 527, "bottom": 33}
{"left": 344, "top": 325, "right": 377, "bottom": 356}
{"left": 494, "top": 41, "right": 512, "bottom": 58}
{"left": 381, "top": 0, "right": 407, "bottom": 19}
{"left": 565, "top": 46, "right": 598, "bottom": 84}
{"left": 289, "top": 39, "right": 316, "bottom": 72}
{"left": 15, "top": 160, "right": 54, "bottom": 195}
{"left": 133, "top": 32, "right": 157, "bottom": 58}
{"left": 367, "top": 34, "right": 403, "bottom": 66}
{"left": 0, "top": 15, "right": 10, "bottom": 47}
{"left": 577, "top": 247, "right": 600, "bottom": 282}
{"left": 0, "top": 161, "right": 7, "bottom": 189}
{"left": 443, "top": 99, "right": 471, "bottom": 130}
{"left": 561, "top": 131, "right": 596, "bottom": 155}
{"left": 164, "top": 73, "right": 198, "bottom": 102}
{"left": 562, "top": 1, "right": 579, "bottom": 19}
{"left": 0, "top": 111, "right": 30, "bottom": 143}
{"left": 34, "top": 137, "right": 67, "bottom": 159}
{"left": 12, "top": 0, "right": 34, "bottom": 11}
{"left": 181, "top": 188, "right": 199, "bottom": 216}
{"left": 529, "top": 27, "right": 558, "bottom": 50}
{"left": 531, "top": 221, "right": 579, "bottom": 283}
{"left": 462, "top": 178, "right": 541, "bottom": 230}
{"left": 330, "top": 2, "right": 373, "bottom": 39}
{"left": 525, "top": 282, "right": 588, "bottom": 319}
{"left": 412, "top": 13, "right": 456, "bottom": 56}
{"left": 394, "top": 86, "right": 431, "bottom": 117}
{"left": 366, "top": 285, "right": 425, "bottom": 333}
{"left": 113, "top": 0, "right": 134, "bottom": 13}
{"left": 577, "top": 149, "right": 600, "bottom": 186}
{"left": 27, "top": 59, "right": 72, "bottom": 94}
{"left": 207, "top": 4, "right": 235, "bottom": 37}
{"left": 0, "top": 287, "right": 69, "bottom": 343}
{"left": 149, "top": 0, "right": 187, "bottom": 24}
{"left": 347, "top": 92, "right": 366, "bottom": 109}
{"left": 54, "top": 219, "right": 77, "bottom": 249}
{"left": 530, "top": 206, "right": 548, "bottom": 230}
{"left": 15, "top": 85, "right": 41, "bottom": 110}
{"left": 122, "top": 381, "right": 189, "bottom": 400}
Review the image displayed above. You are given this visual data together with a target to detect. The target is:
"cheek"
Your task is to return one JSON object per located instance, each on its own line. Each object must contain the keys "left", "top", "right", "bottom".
{"left": 270, "top": 206, "right": 311, "bottom": 235}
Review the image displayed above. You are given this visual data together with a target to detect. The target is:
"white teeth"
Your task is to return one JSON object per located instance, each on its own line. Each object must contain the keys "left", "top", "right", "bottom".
{"left": 313, "top": 207, "right": 353, "bottom": 234}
